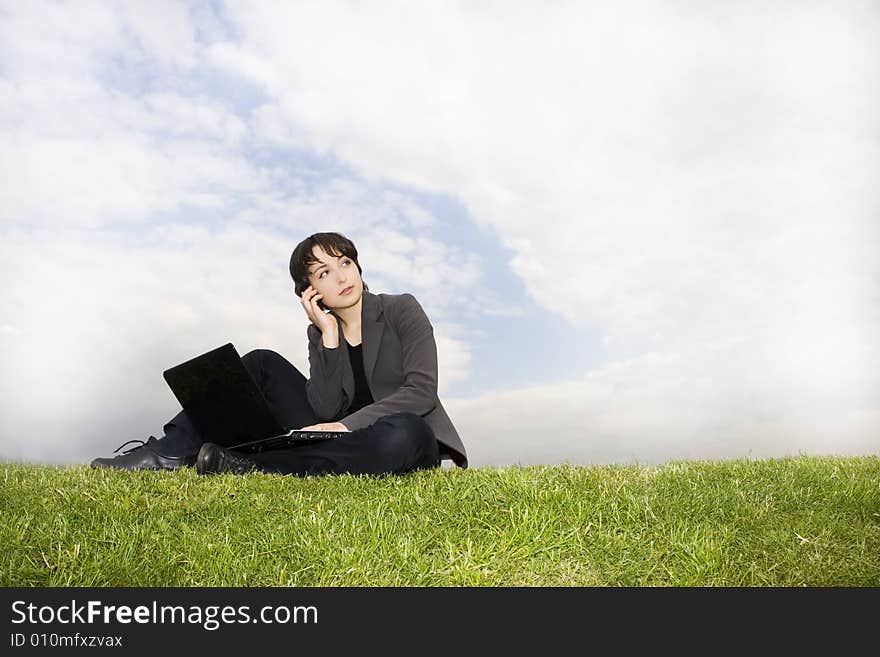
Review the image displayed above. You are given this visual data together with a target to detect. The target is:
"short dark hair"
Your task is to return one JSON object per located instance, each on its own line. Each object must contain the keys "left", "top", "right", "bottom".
{"left": 289, "top": 232, "right": 369, "bottom": 297}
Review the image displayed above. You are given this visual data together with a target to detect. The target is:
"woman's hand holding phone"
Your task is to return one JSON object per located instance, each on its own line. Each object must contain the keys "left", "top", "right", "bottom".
{"left": 301, "top": 285, "right": 337, "bottom": 335}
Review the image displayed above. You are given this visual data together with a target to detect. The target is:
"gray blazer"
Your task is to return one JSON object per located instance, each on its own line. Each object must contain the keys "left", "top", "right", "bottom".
{"left": 305, "top": 290, "right": 468, "bottom": 468}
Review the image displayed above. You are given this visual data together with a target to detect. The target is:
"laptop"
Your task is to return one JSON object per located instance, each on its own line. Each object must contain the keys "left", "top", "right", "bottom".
{"left": 162, "top": 343, "right": 347, "bottom": 454}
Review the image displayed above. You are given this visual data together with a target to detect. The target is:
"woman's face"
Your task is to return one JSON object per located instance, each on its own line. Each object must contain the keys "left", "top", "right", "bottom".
{"left": 306, "top": 245, "right": 363, "bottom": 310}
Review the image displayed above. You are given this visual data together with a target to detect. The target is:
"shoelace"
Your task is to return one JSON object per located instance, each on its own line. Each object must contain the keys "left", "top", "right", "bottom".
{"left": 112, "top": 436, "right": 158, "bottom": 455}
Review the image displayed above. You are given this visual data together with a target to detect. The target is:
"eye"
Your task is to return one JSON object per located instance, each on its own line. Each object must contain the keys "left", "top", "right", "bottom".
{"left": 317, "top": 259, "right": 350, "bottom": 278}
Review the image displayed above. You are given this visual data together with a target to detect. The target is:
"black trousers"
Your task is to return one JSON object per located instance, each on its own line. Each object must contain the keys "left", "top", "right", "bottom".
{"left": 157, "top": 349, "right": 441, "bottom": 477}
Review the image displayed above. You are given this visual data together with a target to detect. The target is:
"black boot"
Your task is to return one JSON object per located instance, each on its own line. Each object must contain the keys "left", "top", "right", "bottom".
{"left": 90, "top": 436, "right": 197, "bottom": 471}
{"left": 195, "top": 443, "right": 261, "bottom": 475}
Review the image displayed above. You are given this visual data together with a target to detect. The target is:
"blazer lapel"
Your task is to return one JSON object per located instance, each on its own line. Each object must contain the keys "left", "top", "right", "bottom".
{"left": 361, "top": 290, "right": 384, "bottom": 392}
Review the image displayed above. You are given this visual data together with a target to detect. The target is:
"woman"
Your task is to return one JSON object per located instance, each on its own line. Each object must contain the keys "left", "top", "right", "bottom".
{"left": 90, "top": 231, "right": 468, "bottom": 476}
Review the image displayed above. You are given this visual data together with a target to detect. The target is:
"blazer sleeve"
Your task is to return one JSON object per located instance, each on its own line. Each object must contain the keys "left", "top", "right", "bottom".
{"left": 339, "top": 293, "right": 438, "bottom": 430}
{"left": 305, "top": 321, "right": 349, "bottom": 421}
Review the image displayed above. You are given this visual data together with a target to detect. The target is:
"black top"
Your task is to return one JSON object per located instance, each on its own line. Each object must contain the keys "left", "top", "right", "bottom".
{"left": 346, "top": 338, "right": 374, "bottom": 414}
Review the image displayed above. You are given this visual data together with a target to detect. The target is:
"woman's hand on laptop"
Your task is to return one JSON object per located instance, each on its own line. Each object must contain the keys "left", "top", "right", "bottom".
{"left": 298, "top": 422, "right": 350, "bottom": 432}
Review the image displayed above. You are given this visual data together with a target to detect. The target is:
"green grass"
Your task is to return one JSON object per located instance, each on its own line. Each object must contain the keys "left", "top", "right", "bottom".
{"left": 1, "top": 455, "right": 878, "bottom": 586}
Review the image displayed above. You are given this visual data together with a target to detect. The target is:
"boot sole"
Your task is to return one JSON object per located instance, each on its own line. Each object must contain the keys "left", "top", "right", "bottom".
{"left": 90, "top": 456, "right": 196, "bottom": 471}
{"left": 195, "top": 444, "right": 219, "bottom": 475}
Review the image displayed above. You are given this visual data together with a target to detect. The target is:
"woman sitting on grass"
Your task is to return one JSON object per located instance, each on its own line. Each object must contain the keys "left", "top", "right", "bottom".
{"left": 90, "top": 231, "right": 468, "bottom": 476}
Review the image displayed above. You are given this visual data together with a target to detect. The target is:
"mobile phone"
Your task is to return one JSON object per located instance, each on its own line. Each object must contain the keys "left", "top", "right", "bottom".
{"left": 299, "top": 280, "right": 328, "bottom": 312}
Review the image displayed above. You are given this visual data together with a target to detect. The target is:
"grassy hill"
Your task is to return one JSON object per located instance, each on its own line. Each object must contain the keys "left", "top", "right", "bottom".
{"left": 1, "top": 455, "right": 878, "bottom": 586}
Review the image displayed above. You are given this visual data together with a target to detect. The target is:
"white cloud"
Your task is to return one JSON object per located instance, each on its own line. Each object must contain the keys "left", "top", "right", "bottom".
{"left": 213, "top": 1, "right": 880, "bottom": 463}
{"left": 0, "top": 2, "right": 257, "bottom": 228}
{"left": 449, "top": 341, "right": 880, "bottom": 467}
{"left": 1, "top": 1, "right": 877, "bottom": 467}
{"left": 0, "top": 0, "right": 199, "bottom": 78}
{"left": 0, "top": 1, "right": 480, "bottom": 464}
{"left": 0, "top": 220, "right": 474, "bottom": 463}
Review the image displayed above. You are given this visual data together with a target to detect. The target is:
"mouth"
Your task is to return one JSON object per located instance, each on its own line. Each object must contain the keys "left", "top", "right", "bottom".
{"left": 340, "top": 285, "right": 353, "bottom": 295}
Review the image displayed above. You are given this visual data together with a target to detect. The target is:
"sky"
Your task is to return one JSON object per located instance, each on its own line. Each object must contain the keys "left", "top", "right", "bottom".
{"left": 1, "top": 0, "right": 878, "bottom": 468}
